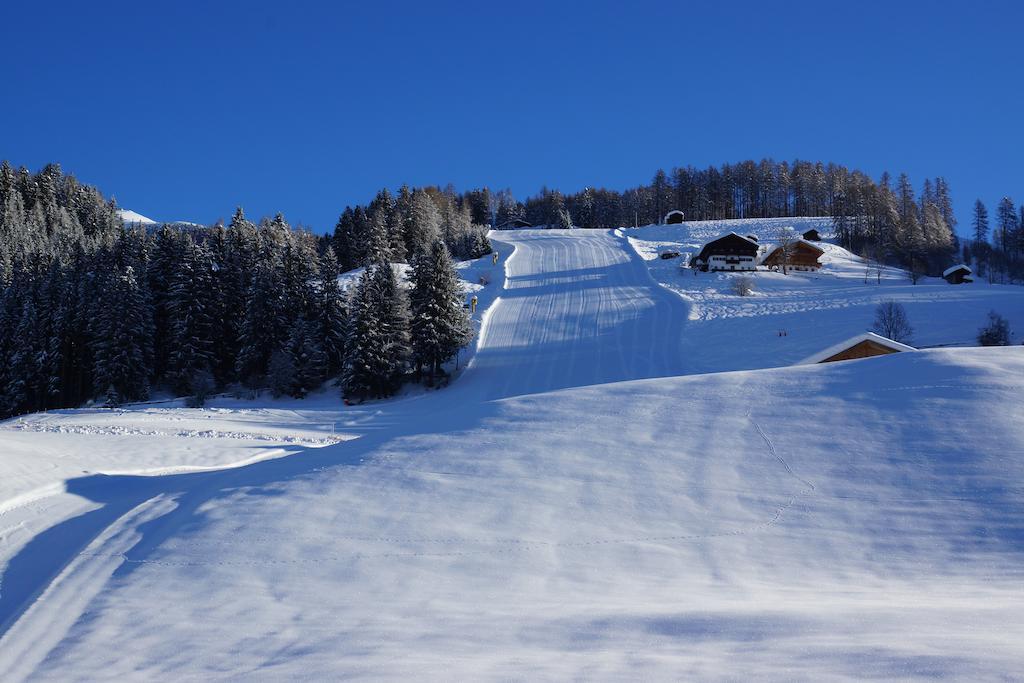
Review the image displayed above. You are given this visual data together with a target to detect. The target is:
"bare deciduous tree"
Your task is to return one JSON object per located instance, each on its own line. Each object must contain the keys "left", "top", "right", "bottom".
{"left": 775, "top": 229, "right": 798, "bottom": 275}
{"left": 872, "top": 301, "right": 913, "bottom": 342}
{"left": 732, "top": 276, "right": 755, "bottom": 296}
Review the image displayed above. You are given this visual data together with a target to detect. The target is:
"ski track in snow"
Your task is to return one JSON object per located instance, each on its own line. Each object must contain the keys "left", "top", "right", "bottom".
{"left": 3, "top": 421, "right": 344, "bottom": 447}
{"left": 1, "top": 226, "right": 1023, "bottom": 679}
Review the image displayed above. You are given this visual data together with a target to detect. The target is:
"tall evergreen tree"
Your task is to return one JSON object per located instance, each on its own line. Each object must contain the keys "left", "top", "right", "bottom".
{"left": 235, "top": 259, "right": 288, "bottom": 386}
{"left": 972, "top": 199, "right": 989, "bottom": 245}
{"left": 315, "top": 248, "right": 348, "bottom": 375}
{"left": 91, "top": 265, "right": 151, "bottom": 405}
{"left": 341, "top": 262, "right": 409, "bottom": 400}
{"left": 166, "top": 237, "right": 216, "bottom": 395}
{"left": 996, "top": 197, "right": 1018, "bottom": 256}
{"left": 409, "top": 241, "right": 473, "bottom": 383}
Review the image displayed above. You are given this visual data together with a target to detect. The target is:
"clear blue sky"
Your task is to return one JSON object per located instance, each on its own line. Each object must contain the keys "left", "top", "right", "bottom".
{"left": 3, "top": 1, "right": 1021, "bottom": 234}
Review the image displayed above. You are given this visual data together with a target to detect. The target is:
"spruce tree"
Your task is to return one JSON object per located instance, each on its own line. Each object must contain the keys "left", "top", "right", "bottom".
{"left": 409, "top": 241, "right": 473, "bottom": 383}
{"left": 341, "top": 263, "right": 409, "bottom": 400}
{"left": 167, "top": 237, "right": 216, "bottom": 395}
{"left": 996, "top": 197, "right": 1017, "bottom": 256}
{"left": 372, "top": 260, "right": 410, "bottom": 394}
{"left": 286, "top": 317, "right": 327, "bottom": 397}
{"left": 315, "top": 248, "right": 347, "bottom": 375}
{"left": 408, "top": 191, "right": 442, "bottom": 257}
{"left": 235, "top": 260, "right": 288, "bottom": 386}
{"left": 341, "top": 269, "right": 385, "bottom": 400}
{"left": 973, "top": 199, "right": 989, "bottom": 245}
{"left": 91, "top": 265, "right": 151, "bottom": 404}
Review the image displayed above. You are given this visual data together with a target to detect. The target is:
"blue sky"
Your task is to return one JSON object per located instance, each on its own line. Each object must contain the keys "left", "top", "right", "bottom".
{"left": 3, "top": 1, "right": 1021, "bottom": 233}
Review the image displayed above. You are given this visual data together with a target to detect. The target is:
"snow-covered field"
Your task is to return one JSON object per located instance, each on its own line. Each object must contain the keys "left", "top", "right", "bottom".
{"left": 623, "top": 218, "right": 1024, "bottom": 373}
{"left": 1, "top": 223, "right": 1023, "bottom": 679}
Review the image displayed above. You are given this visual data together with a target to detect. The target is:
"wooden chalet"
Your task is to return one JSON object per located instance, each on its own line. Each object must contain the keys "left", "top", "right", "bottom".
{"left": 692, "top": 233, "right": 759, "bottom": 272}
{"left": 802, "top": 228, "right": 821, "bottom": 241}
{"left": 495, "top": 217, "right": 532, "bottom": 230}
{"left": 761, "top": 239, "right": 825, "bottom": 272}
{"left": 800, "top": 332, "right": 916, "bottom": 364}
{"left": 664, "top": 210, "right": 685, "bottom": 224}
{"left": 942, "top": 264, "right": 973, "bottom": 284}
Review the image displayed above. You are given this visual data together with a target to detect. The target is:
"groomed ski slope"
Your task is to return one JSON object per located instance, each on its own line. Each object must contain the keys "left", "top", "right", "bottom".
{"left": 1, "top": 227, "right": 1023, "bottom": 679}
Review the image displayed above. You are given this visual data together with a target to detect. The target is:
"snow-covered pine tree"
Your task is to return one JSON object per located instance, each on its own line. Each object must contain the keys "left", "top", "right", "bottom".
{"left": 220, "top": 207, "right": 259, "bottom": 383}
{"left": 371, "top": 260, "right": 411, "bottom": 394}
{"left": 340, "top": 269, "right": 384, "bottom": 400}
{"left": 996, "top": 197, "right": 1018, "bottom": 258}
{"left": 408, "top": 191, "right": 442, "bottom": 257}
{"left": 934, "top": 177, "right": 955, "bottom": 232}
{"left": 266, "top": 347, "right": 297, "bottom": 398}
{"left": 5, "top": 296, "right": 41, "bottom": 414}
{"left": 315, "top": 248, "right": 347, "bottom": 375}
{"left": 91, "top": 264, "right": 151, "bottom": 404}
{"left": 365, "top": 210, "right": 392, "bottom": 266}
{"left": 167, "top": 236, "right": 217, "bottom": 395}
{"left": 341, "top": 262, "right": 410, "bottom": 400}
{"left": 409, "top": 241, "right": 472, "bottom": 383}
{"left": 148, "top": 224, "right": 182, "bottom": 383}
{"left": 279, "top": 225, "right": 319, "bottom": 325}
{"left": 972, "top": 199, "right": 989, "bottom": 245}
{"left": 286, "top": 317, "right": 327, "bottom": 397}
{"left": 387, "top": 204, "right": 408, "bottom": 263}
{"left": 331, "top": 207, "right": 360, "bottom": 272}
{"left": 235, "top": 259, "right": 288, "bottom": 387}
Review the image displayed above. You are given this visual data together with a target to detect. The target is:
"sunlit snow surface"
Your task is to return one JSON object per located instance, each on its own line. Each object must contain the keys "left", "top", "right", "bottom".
{"left": 1, "top": 224, "right": 1023, "bottom": 679}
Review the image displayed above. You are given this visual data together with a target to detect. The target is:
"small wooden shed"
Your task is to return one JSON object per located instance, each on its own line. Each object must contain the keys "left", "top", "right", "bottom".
{"left": 664, "top": 210, "right": 685, "bottom": 224}
{"left": 800, "top": 332, "right": 916, "bottom": 364}
{"left": 942, "top": 264, "right": 973, "bottom": 284}
{"left": 802, "top": 228, "right": 821, "bottom": 241}
{"left": 761, "top": 239, "right": 825, "bottom": 272}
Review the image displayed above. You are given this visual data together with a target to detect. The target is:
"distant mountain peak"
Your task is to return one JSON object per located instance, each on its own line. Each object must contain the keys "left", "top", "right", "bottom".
{"left": 117, "top": 209, "right": 157, "bottom": 225}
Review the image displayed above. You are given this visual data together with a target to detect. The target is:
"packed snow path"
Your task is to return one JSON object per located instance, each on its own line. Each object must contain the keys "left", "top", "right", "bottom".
{"left": 463, "top": 229, "right": 690, "bottom": 399}
{"left": 1, "top": 229, "right": 1022, "bottom": 679}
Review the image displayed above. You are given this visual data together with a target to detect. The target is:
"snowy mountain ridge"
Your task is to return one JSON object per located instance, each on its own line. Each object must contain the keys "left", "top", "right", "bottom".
{"left": 116, "top": 209, "right": 156, "bottom": 225}
{"left": 117, "top": 208, "right": 204, "bottom": 228}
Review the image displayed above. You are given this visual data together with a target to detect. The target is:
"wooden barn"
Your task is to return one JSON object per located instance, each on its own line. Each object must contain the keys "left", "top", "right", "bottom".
{"left": 943, "top": 264, "right": 973, "bottom": 284}
{"left": 800, "top": 332, "right": 916, "bottom": 364}
{"left": 761, "top": 239, "right": 825, "bottom": 272}
{"left": 692, "top": 233, "right": 759, "bottom": 272}
{"left": 802, "top": 228, "right": 821, "bottom": 241}
{"left": 664, "top": 210, "right": 685, "bottom": 224}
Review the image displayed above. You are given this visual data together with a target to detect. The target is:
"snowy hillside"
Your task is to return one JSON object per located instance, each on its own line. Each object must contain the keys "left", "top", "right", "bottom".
{"left": 1, "top": 226, "right": 1023, "bottom": 679}
{"left": 623, "top": 219, "right": 1024, "bottom": 373}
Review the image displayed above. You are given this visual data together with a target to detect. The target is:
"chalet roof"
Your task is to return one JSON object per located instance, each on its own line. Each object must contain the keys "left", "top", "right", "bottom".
{"left": 798, "top": 332, "right": 917, "bottom": 365}
{"left": 764, "top": 238, "right": 825, "bottom": 257}
{"left": 699, "top": 232, "right": 759, "bottom": 249}
{"left": 943, "top": 264, "right": 972, "bottom": 277}
{"left": 664, "top": 210, "right": 684, "bottom": 218}
{"left": 693, "top": 232, "right": 760, "bottom": 263}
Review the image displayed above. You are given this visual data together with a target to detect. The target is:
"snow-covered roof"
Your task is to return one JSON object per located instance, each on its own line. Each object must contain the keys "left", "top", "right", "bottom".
{"left": 691, "top": 232, "right": 761, "bottom": 263}
{"left": 703, "top": 231, "right": 759, "bottom": 247}
{"left": 664, "top": 210, "right": 684, "bottom": 218}
{"left": 798, "top": 332, "right": 916, "bottom": 365}
{"left": 943, "top": 264, "right": 972, "bottom": 277}
{"left": 765, "top": 238, "right": 824, "bottom": 255}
